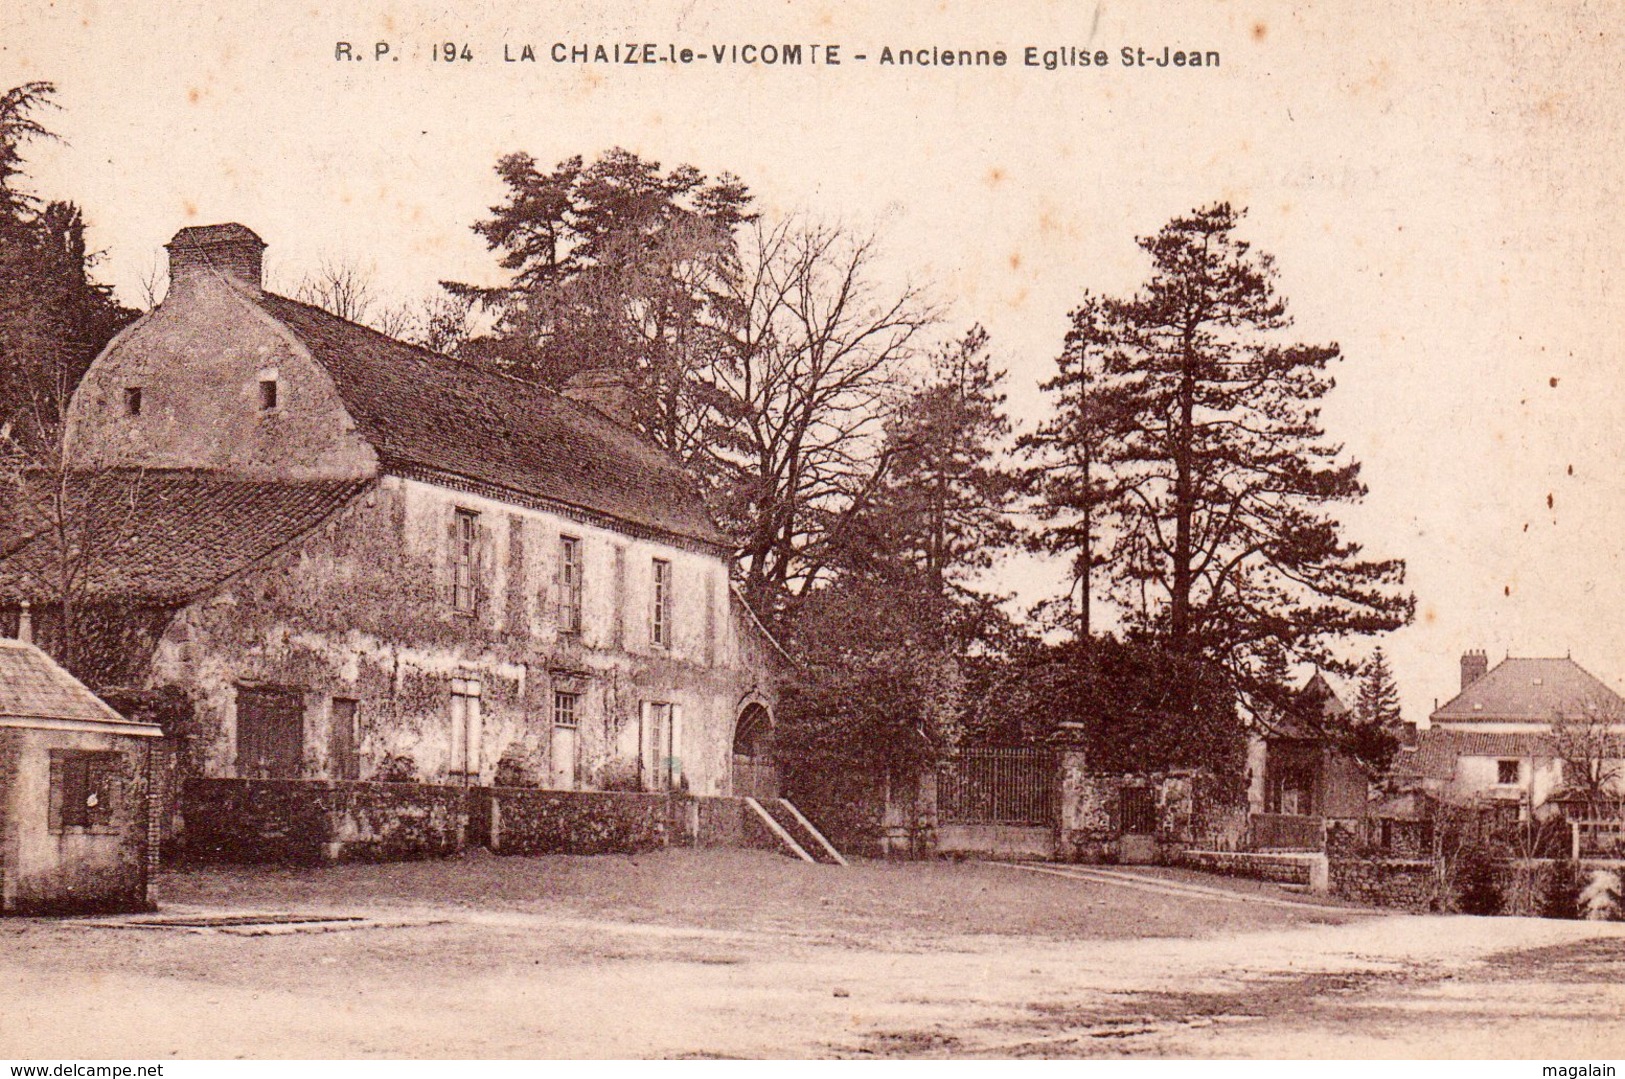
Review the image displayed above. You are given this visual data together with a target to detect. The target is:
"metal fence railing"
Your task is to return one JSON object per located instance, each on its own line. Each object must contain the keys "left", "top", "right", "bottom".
{"left": 938, "top": 748, "right": 1056, "bottom": 826}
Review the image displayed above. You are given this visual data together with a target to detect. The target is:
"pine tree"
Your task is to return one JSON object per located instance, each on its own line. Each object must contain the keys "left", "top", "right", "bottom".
{"left": 1354, "top": 647, "right": 1403, "bottom": 730}
{"left": 449, "top": 147, "right": 754, "bottom": 463}
{"left": 1021, "top": 294, "right": 1139, "bottom": 638}
{"left": 1030, "top": 203, "right": 1413, "bottom": 681}
{"left": 858, "top": 325, "right": 1020, "bottom": 644}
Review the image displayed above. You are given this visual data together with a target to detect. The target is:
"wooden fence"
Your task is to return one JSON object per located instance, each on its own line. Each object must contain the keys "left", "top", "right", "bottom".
{"left": 938, "top": 748, "right": 1056, "bottom": 826}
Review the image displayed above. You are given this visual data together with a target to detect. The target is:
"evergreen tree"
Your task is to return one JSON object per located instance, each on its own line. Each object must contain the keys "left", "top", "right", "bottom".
{"left": 0, "top": 83, "right": 136, "bottom": 445}
{"left": 855, "top": 325, "right": 1020, "bottom": 645}
{"left": 1020, "top": 294, "right": 1139, "bottom": 638}
{"left": 1354, "top": 647, "right": 1403, "bottom": 730}
{"left": 449, "top": 148, "right": 753, "bottom": 464}
{"left": 1030, "top": 203, "right": 1413, "bottom": 683}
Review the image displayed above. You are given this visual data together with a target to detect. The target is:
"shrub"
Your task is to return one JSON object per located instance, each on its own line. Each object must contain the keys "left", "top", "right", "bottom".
{"left": 372, "top": 753, "right": 418, "bottom": 783}
{"left": 1581, "top": 868, "right": 1623, "bottom": 921}
{"left": 494, "top": 747, "right": 538, "bottom": 788}
{"left": 596, "top": 756, "right": 643, "bottom": 792}
{"left": 1454, "top": 845, "right": 1504, "bottom": 915}
{"left": 1540, "top": 860, "right": 1585, "bottom": 920}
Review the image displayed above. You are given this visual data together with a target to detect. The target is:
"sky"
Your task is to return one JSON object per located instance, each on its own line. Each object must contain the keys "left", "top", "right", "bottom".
{"left": 4, "top": 0, "right": 1624, "bottom": 722}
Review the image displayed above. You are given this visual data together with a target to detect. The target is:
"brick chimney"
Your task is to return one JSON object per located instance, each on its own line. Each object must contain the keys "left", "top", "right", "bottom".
{"left": 561, "top": 369, "right": 634, "bottom": 426}
{"left": 1460, "top": 648, "right": 1488, "bottom": 690}
{"left": 164, "top": 223, "right": 266, "bottom": 296}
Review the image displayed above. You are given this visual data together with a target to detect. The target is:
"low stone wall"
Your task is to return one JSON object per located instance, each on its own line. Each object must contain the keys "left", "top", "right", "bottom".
{"left": 183, "top": 778, "right": 469, "bottom": 865}
{"left": 182, "top": 779, "right": 792, "bottom": 864}
{"left": 1059, "top": 768, "right": 1247, "bottom": 865}
{"left": 489, "top": 788, "right": 674, "bottom": 855}
{"left": 1321, "top": 819, "right": 1440, "bottom": 910}
{"left": 937, "top": 823, "right": 1056, "bottom": 860}
{"left": 1179, "top": 848, "right": 1326, "bottom": 891}
{"left": 1328, "top": 856, "right": 1437, "bottom": 910}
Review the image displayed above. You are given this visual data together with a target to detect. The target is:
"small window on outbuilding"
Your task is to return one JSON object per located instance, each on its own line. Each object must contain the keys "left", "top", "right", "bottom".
{"left": 123, "top": 386, "right": 143, "bottom": 417}
{"left": 259, "top": 377, "right": 280, "bottom": 411}
{"left": 50, "top": 751, "right": 120, "bottom": 832}
{"left": 1497, "top": 758, "right": 1520, "bottom": 785}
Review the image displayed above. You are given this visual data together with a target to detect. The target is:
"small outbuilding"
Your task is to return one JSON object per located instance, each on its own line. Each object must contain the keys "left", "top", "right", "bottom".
{"left": 0, "top": 636, "right": 163, "bottom": 914}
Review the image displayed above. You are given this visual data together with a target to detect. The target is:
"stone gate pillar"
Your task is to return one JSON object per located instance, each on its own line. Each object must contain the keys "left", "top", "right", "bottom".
{"left": 1053, "top": 722, "right": 1091, "bottom": 862}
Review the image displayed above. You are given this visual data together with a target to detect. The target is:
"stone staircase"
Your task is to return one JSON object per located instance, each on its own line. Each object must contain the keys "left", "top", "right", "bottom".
{"left": 743, "top": 797, "right": 847, "bottom": 865}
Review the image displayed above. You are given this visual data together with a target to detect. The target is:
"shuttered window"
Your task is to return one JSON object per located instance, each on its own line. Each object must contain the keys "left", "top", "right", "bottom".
{"left": 558, "top": 535, "right": 583, "bottom": 634}
{"left": 50, "top": 751, "right": 120, "bottom": 831}
{"left": 452, "top": 509, "right": 479, "bottom": 613}
{"left": 651, "top": 558, "right": 672, "bottom": 649}
{"left": 237, "top": 686, "right": 305, "bottom": 778}
{"left": 449, "top": 675, "right": 483, "bottom": 781}
{"left": 330, "top": 697, "right": 360, "bottom": 781}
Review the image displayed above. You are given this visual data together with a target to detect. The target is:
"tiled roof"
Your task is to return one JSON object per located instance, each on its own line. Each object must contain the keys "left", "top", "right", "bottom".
{"left": 1266, "top": 671, "right": 1351, "bottom": 740}
{"left": 1431, "top": 657, "right": 1622, "bottom": 723}
{"left": 253, "top": 293, "right": 730, "bottom": 550}
{"left": 0, "top": 471, "right": 367, "bottom": 605}
{"left": 0, "top": 636, "right": 138, "bottom": 726}
{"left": 1393, "top": 729, "right": 1558, "bottom": 780}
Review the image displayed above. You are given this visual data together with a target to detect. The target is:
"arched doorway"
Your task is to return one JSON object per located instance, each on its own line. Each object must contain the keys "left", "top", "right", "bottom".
{"left": 731, "top": 702, "right": 778, "bottom": 800}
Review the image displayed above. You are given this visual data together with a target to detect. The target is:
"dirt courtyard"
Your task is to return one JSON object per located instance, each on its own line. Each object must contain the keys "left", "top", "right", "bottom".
{"left": 3, "top": 849, "right": 1624, "bottom": 1059}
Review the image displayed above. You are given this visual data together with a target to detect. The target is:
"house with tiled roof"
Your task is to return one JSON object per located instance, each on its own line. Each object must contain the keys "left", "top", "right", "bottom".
{"left": 0, "top": 224, "right": 780, "bottom": 853}
{"left": 1390, "top": 651, "right": 1625, "bottom": 814}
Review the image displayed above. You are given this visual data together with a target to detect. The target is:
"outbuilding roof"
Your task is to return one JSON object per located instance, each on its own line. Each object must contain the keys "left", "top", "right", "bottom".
{"left": 1431, "top": 657, "right": 1622, "bottom": 724}
{"left": 1392, "top": 729, "right": 1558, "bottom": 781}
{"left": 252, "top": 293, "right": 730, "bottom": 550}
{"left": 1264, "top": 670, "right": 1352, "bottom": 740}
{"left": 0, "top": 471, "right": 367, "bottom": 605}
{"left": 0, "top": 636, "right": 159, "bottom": 735}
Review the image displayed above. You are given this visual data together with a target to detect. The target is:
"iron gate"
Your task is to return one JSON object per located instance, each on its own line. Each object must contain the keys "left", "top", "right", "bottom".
{"left": 938, "top": 748, "right": 1056, "bottom": 826}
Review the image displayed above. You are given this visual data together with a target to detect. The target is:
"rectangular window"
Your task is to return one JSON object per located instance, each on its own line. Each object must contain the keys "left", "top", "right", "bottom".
{"left": 330, "top": 697, "right": 359, "bottom": 781}
{"left": 651, "top": 558, "right": 673, "bottom": 649}
{"left": 236, "top": 686, "right": 304, "bottom": 778}
{"left": 51, "top": 751, "right": 119, "bottom": 831}
{"left": 1497, "top": 759, "right": 1520, "bottom": 785}
{"left": 551, "top": 690, "right": 580, "bottom": 790}
{"left": 450, "top": 675, "right": 482, "bottom": 781}
{"left": 553, "top": 690, "right": 580, "bottom": 728}
{"left": 124, "top": 386, "right": 143, "bottom": 417}
{"left": 259, "top": 377, "right": 279, "bottom": 411}
{"left": 558, "top": 535, "right": 583, "bottom": 634}
{"left": 452, "top": 509, "right": 479, "bottom": 613}
{"left": 644, "top": 701, "right": 677, "bottom": 791}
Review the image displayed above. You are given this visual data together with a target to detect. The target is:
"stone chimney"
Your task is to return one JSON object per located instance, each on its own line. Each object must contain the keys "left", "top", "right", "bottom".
{"left": 164, "top": 223, "right": 266, "bottom": 296}
{"left": 561, "top": 369, "right": 634, "bottom": 426}
{"left": 1460, "top": 648, "right": 1488, "bottom": 690}
{"left": 16, "top": 601, "right": 31, "bottom": 645}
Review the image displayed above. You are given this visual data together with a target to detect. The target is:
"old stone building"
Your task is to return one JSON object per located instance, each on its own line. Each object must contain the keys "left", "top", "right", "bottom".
{"left": 0, "top": 636, "right": 162, "bottom": 913}
{"left": 0, "top": 223, "right": 779, "bottom": 806}
{"left": 1247, "top": 672, "right": 1370, "bottom": 818}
